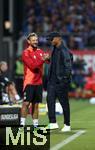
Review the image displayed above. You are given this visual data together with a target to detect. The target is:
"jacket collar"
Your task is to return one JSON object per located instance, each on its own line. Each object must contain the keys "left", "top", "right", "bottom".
{"left": 56, "top": 41, "right": 69, "bottom": 51}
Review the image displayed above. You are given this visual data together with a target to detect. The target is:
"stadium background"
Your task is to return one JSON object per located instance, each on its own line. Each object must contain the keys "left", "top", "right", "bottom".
{"left": 0, "top": 0, "right": 95, "bottom": 149}
{"left": 1, "top": 0, "right": 95, "bottom": 98}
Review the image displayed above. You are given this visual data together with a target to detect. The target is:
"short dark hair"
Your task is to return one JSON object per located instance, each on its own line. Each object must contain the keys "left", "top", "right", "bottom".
{"left": 27, "top": 32, "right": 38, "bottom": 40}
{"left": 46, "top": 31, "right": 62, "bottom": 41}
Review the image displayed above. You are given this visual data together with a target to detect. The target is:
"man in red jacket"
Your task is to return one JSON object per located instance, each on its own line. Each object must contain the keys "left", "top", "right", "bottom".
{"left": 20, "top": 33, "right": 49, "bottom": 127}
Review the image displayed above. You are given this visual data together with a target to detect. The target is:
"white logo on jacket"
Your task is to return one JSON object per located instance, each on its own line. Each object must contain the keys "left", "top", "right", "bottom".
{"left": 34, "top": 55, "right": 36, "bottom": 59}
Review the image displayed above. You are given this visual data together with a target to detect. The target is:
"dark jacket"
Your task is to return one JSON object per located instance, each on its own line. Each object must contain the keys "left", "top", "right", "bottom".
{"left": 48, "top": 42, "right": 73, "bottom": 84}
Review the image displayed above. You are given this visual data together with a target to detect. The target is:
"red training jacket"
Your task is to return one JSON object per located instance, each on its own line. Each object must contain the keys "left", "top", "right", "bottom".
{"left": 22, "top": 46, "right": 45, "bottom": 90}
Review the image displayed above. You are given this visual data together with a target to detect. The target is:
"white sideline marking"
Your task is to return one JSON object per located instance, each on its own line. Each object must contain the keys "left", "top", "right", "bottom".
{"left": 50, "top": 130, "right": 86, "bottom": 150}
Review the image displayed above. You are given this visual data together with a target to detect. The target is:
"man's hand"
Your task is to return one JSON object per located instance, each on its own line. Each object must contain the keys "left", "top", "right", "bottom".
{"left": 42, "top": 53, "right": 50, "bottom": 61}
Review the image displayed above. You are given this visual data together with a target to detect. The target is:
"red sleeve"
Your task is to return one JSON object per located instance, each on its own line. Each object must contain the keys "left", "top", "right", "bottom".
{"left": 22, "top": 50, "right": 44, "bottom": 71}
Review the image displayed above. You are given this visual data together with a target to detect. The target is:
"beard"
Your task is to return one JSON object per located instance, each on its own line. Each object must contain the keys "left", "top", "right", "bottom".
{"left": 31, "top": 43, "right": 38, "bottom": 48}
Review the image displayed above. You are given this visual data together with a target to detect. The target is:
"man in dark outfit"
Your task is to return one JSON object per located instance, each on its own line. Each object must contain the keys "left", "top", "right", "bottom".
{"left": 46, "top": 32, "right": 73, "bottom": 132}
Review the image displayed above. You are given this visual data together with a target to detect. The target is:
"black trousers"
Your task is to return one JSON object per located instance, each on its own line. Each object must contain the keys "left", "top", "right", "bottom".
{"left": 47, "top": 82, "right": 70, "bottom": 126}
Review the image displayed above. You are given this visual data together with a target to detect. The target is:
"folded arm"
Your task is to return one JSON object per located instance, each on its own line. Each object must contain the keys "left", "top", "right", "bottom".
{"left": 22, "top": 51, "right": 44, "bottom": 71}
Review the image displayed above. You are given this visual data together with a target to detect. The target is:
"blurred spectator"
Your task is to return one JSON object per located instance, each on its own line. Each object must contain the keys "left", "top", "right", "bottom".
{"left": 14, "top": 56, "right": 24, "bottom": 98}
{"left": 83, "top": 72, "right": 95, "bottom": 97}
{"left": 0, "top": 61, "right": 20, "bottom": 105}
{"left": 71, "top": 57, "right": 87, "bottom": 98}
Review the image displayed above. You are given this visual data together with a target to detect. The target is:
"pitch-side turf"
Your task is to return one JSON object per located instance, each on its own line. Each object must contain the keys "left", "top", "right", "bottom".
{"left": 26, "top": 99, "right": 95, "bottom": 150}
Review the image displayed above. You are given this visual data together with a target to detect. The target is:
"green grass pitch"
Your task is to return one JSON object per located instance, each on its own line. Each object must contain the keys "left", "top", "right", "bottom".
{"left": 26, "top": 99, "right": 95, "bottom": 150}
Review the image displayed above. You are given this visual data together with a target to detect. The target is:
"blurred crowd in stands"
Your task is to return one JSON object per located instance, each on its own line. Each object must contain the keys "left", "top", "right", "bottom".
{"left": 22, "top": 0, "right": 95, "bottom": 49}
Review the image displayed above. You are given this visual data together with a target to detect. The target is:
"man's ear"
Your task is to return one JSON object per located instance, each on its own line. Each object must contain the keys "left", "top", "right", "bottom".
{"left": 27, "top": 39, "right": 30, "bottom": 44}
